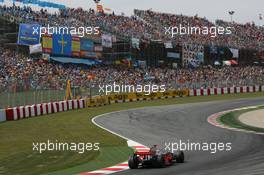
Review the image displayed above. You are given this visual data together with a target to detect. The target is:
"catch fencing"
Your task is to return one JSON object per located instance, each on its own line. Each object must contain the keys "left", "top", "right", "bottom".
{"left": 0, "top": 85, "right": 263, "bottom": 122}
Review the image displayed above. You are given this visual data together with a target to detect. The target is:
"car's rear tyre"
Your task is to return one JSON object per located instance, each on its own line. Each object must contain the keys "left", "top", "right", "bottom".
{"left": 175, "top": 151, "right": 184, "bottom": 163}
{"left": 128, "top": 156, "right": 138, "bottom": 169}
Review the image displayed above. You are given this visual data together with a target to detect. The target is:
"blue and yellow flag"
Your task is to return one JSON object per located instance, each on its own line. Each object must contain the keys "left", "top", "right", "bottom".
{"left": 52, "top": 34, "right": 72, "bottom": 56}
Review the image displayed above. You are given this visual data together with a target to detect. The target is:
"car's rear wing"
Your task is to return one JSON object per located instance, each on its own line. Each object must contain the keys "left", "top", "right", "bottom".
{"left": 134, "top": 151, "right": 152, "bottom": 155}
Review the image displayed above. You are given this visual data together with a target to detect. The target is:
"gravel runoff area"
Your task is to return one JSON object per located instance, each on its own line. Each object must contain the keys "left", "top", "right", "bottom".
{"left": 239, "top": 109, "right": 264, "bottom": 129}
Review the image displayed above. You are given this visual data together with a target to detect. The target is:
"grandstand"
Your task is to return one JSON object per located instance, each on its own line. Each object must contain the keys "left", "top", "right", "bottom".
{"left": 0, "top": 3, "right": 263, "bottom": 108}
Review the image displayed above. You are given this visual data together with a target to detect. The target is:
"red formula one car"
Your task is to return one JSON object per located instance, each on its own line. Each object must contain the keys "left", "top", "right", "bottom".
{"left": 128, "top": 145, "right": 184, "bottom": 169}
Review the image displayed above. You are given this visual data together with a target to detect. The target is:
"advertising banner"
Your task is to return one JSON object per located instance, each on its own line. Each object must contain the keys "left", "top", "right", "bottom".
{"left": 108, "top": 93, "right": 129, "bottom": 102}
{"left": 42, "top": 34, "right": 52, "bottom": 53}
{"left": 30, "top": 43, "right": 42, "bottom": 54}
{"left": 86, "top": 96, "right": 108, "bottom": 107}
{"left": 81, "top": 38, "right": 94, "bottom": 51}
{"left": 72, "top": 36, "right": 81, "bottom": 57}
{"left": 167, "top": 52, "right": 180, "bottom": 59}
{"left": 17, "top": 23, "right": 41, "bottom": 45}
{"left": 167, "top": 89, "right": 189, "bottom": 97}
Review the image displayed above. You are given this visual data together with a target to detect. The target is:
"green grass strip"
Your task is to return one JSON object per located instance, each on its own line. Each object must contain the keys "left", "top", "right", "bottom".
{"left": 219, "top": 106, "right": 264, "bottom": 133}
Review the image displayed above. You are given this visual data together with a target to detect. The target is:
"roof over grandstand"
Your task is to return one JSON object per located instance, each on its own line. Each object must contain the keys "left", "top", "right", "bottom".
{"left": 1, "top": 0, "right": 263, "bottom": 26}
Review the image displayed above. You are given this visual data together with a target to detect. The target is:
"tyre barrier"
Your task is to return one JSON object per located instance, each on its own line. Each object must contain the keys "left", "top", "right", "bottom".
{"left": 4, "top": 99, "right": 85, "bottom": 121}
{"left": 88, "top": 89, "right": 190, "bottom": 106}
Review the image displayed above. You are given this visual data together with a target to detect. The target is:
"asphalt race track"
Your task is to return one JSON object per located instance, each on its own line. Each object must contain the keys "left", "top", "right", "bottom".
{"left": 95, "top": 97, "right": 264, "bottom": 175}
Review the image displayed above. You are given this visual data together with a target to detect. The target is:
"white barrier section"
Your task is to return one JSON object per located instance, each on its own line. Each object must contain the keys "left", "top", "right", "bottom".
{"left": 80, "top": 100, "right": 84, "bottom": 108}
{"left": 68, "top": 100, "right": 73, "bottom": 110}
{"left": 203, "top": 89, "right": 208, "bottom": 96}
{"left": 47, "top": 103, "right": 52, "bottom": 114}
{"left": 217, "top": 88, "right": 221, "bottom": 95}
{"left": 36, "top": 104, "right": 41, "bottom": 116}
{"left": 230, "top": 87, "right": 235, "bottom": 94}
{"left": 256, "top": 85, "right": 260, "bottom": 92}
{"left": 249, "top": 86, "right": 253, "bottom": 93}
{"left": 58, "top": 102, "right": 63, "bottom": 112}
{"left": 243, "top": 86, "right": 247, "bottom": 93}
{"left": 73, "top": 100, "right": 78, "bottom": 109}
{"left": 25, "top": 106, "right": 30, "bottom": 118}
{"left": 0, "top": 109, "right": 6, "bottom": 122}
{"left": 53, "top": 103, "right": 58, "bottom": 113}
{"left": 13, "top": 108, "right": 18, "bottom": 120}
{"left": 63, "top": 101, "right": 68, "bottom": 111}
{"left": 31, "top": 105, "right": 36, "bottom": 117}
{"left": 236, "top": 87, "right": 240, "bottom": 93}
{"left": 42, "top": 104, "right": 47, "bottom": 115}
{"left": 189, "top": 89, "right": 194, "bottom": 96}
{"left": 19, "top": 106, "right": 24, "bottom": 119}
{"left": 209, "top": 88, "right": 214, "bottom": 95}
{"left": 196, "top": 89, "right": 201, "bottom": 96}
{"left": 223, "top": 87, "right": 228, "bottom": 94}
